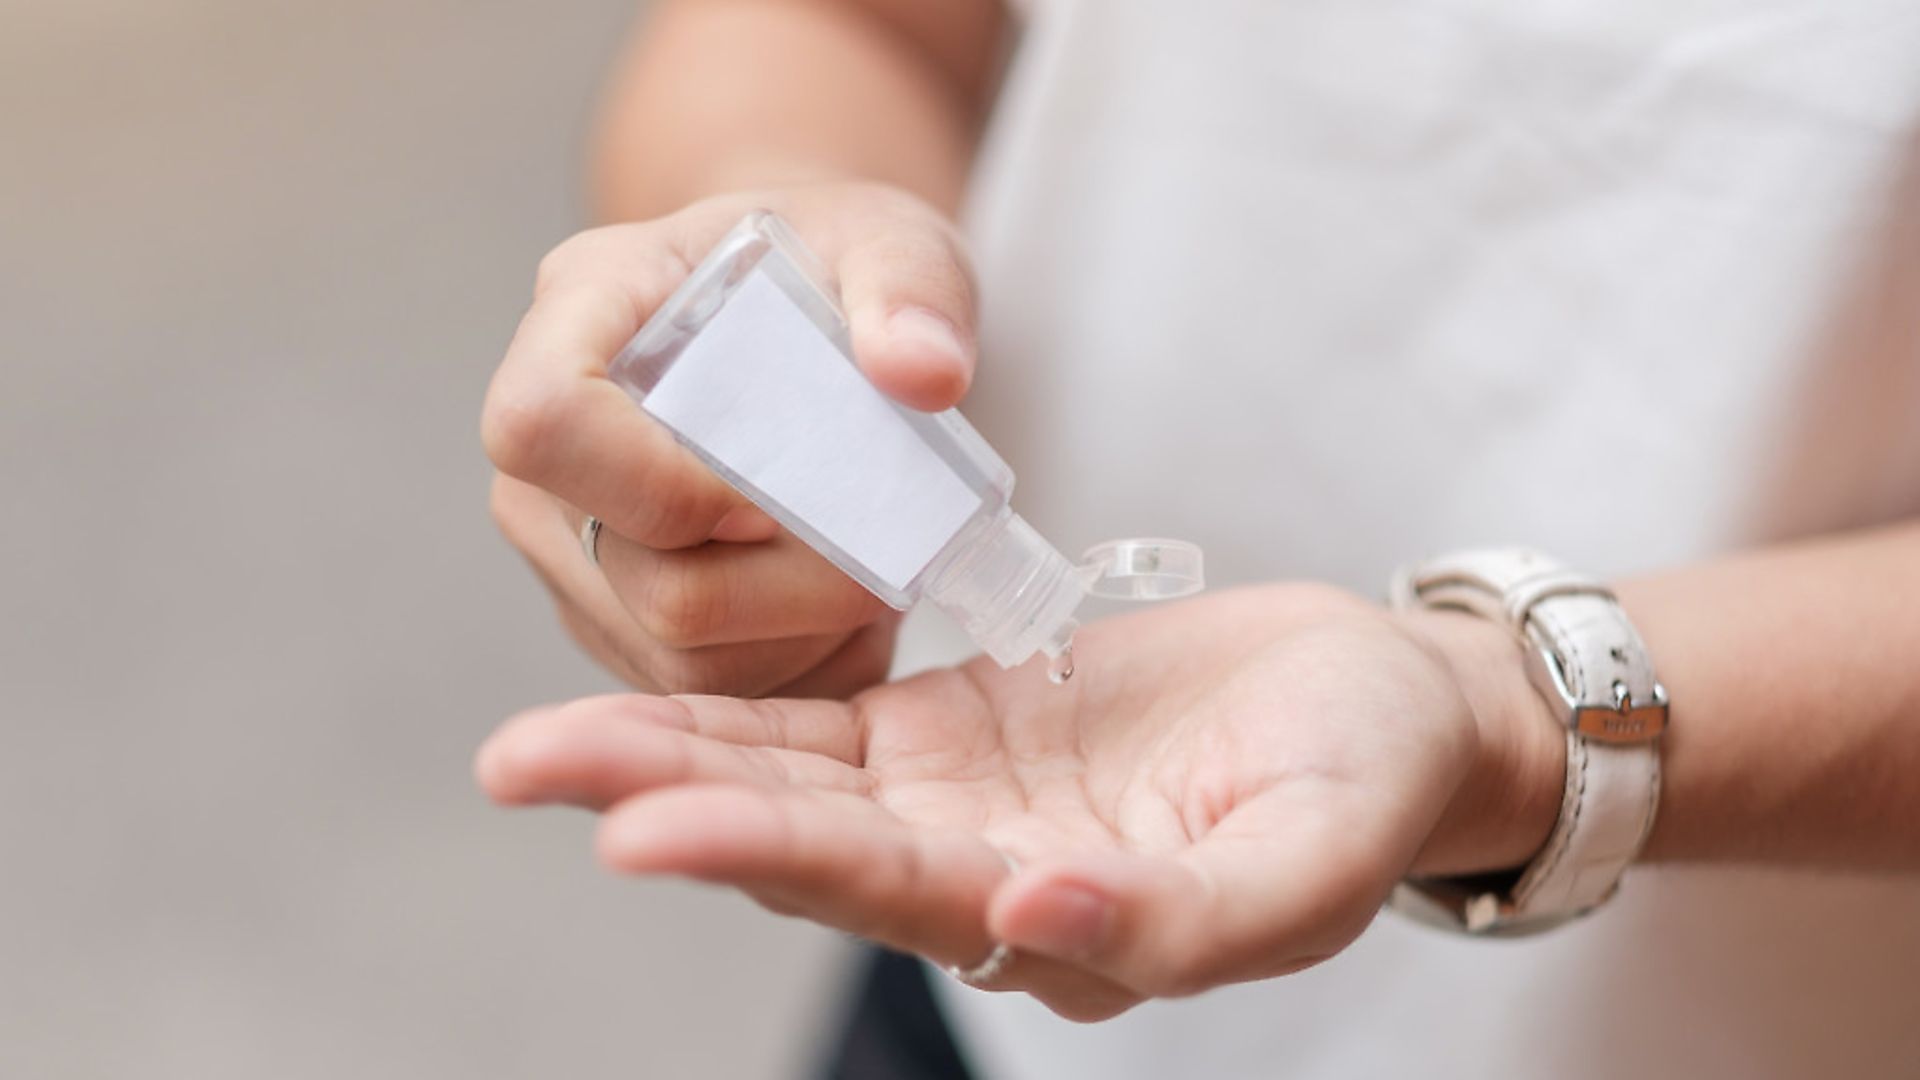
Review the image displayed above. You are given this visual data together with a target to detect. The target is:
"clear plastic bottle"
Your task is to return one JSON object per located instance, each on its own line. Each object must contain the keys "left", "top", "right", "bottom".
{"left": 607, "top": 211, "right": 1201, "bottom": 672}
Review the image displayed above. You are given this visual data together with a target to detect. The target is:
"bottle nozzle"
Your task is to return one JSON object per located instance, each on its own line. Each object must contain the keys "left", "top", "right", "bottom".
{"left": 923, "top": 515, "right": 1205, "bottom": 672}
{"left": 923, "top": 512, "right": 1087, "bottom": 669}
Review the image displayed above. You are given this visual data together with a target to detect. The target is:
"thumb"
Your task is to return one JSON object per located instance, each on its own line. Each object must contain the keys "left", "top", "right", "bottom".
{"left": 836, "top": 219, "right": 978, "bottom": 412}
{"left": 985, "top": 795, "right": 1404, "bottom": 998}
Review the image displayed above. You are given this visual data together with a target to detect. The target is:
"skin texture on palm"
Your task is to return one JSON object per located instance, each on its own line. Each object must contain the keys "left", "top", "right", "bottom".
{"left": 478, "top": 585, "right": 1529, "bottom": 1020}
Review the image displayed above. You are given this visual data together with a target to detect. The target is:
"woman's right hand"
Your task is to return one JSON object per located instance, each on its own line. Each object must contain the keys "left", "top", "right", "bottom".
{"left": 482, "top": 183, "right": 980, "bottom": 698}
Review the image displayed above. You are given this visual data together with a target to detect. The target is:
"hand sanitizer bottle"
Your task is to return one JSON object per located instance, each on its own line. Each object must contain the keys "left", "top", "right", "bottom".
{"left": 607, "top": 211, "right": 1201, "bottom": 677}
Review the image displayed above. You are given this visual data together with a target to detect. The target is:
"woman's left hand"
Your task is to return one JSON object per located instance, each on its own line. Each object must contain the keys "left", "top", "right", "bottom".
{"left": 475, "top": 584, "right": 1562, "bottom": 1021}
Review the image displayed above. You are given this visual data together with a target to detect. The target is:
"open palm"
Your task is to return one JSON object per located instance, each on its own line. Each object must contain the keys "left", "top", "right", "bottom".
{"left": 478, "top": 585, "right": 1495, "bottom": 1020}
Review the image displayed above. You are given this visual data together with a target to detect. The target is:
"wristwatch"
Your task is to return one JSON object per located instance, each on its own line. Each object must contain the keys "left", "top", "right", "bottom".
{"left": 1387, "top": 548, "right": 1668, "bottom": 936}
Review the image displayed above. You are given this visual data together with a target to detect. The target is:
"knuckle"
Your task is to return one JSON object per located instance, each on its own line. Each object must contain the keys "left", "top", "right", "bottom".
{"left": 635, "top": 559, "right": 732, "bottom": 649}
{"left": 480, "top": 379, "right": 571, "bottom": 479}
{"left": 861, "top": 233, "right": 974, "bottom": 309}
{"left": 533, "top": 226, "right": 622, "bottom": 296}
{"left": 532, "top": 237, "right": 587, "bottom": 299}
{"left": 838, "top": 197, "right": 975, "bottom": 309}
{"left": 631, "top": 477, "right": 728, "bottom": 549}
{"left": 532, "top": 246, "right": 569, "bottom": 298}
{"left": 928, "top": 226, "right": 979, "bottom": 297}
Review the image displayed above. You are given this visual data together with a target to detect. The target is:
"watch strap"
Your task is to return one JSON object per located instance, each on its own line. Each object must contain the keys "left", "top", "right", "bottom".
{"left": 1390, "top": 548, "right": 1666, "bottom": 935}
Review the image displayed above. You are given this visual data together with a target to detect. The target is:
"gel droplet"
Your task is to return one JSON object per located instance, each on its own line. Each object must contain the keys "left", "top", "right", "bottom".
{"left": 1046, "top": 642, "right": 1075, "bottom": 685}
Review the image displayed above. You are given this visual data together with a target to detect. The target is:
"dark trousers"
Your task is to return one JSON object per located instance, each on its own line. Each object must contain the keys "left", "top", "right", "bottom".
{"left": 816, "top": 948, "right": 980, "bottom": 1080}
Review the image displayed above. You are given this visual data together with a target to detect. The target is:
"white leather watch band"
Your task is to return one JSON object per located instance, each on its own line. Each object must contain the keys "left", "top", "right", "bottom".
{"left": 1388, "top": 548, "right": 1667, "bottom": 935}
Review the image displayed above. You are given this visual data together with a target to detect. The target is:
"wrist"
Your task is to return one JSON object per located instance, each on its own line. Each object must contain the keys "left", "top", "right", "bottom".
{"left": 1395, "top": 608, "right": 1566, "bottom": 877}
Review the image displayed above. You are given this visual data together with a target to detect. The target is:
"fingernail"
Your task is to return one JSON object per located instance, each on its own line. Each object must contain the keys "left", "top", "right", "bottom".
{"left": 1011, "top": 882, "right": 1113, "bottom": 961}
{"left": 886, "top": 307, "right": 969, "bottom": 369}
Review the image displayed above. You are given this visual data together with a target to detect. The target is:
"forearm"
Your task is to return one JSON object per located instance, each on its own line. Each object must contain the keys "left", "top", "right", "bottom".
{"left": 1619, "top": 520, "right": 1920, "bottom": 870}
{"left": 589, "top": 0, "right": 1006, "bottom": 220}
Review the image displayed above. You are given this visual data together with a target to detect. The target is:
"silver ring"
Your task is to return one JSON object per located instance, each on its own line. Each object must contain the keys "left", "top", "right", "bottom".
{"left": 580, "top": 515, "right": 603, "bottom": 568}
{"left": 945, "top": 849, "right": 1019, "bottom": 987}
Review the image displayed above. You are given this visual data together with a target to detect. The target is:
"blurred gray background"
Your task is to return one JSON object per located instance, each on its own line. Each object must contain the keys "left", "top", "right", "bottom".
{"left": 0, "top": 1, "right": 848, "bottom": 1076}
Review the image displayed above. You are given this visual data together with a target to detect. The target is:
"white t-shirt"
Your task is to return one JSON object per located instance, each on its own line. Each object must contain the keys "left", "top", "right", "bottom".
{"left": 903, "top": 1, "right": 1920, "bottom": 1076}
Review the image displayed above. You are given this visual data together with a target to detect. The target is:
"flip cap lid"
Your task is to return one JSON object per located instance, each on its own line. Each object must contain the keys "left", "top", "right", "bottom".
{"left": 1078, "top": 538, "right": 1206, "bottom": 601}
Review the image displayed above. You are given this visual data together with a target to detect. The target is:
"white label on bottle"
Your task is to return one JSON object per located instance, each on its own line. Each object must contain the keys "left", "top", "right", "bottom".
{"left": 642, "top": 269, "right": 982, "bottom": 593}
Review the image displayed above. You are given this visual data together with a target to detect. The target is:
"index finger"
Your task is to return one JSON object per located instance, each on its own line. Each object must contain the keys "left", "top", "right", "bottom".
{"left": 480, "top": 228, "right": 751, "bottom": 550}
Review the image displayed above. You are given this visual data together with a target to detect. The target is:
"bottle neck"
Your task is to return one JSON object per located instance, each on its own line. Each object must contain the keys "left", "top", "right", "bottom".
{"left": 922, "top": 511, "right": 1086, "bottom": 668}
